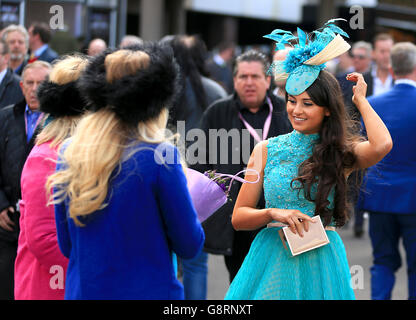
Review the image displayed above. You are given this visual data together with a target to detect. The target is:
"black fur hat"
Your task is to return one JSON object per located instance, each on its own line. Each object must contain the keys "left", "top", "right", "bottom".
{"left": 37, "top": 80, "right": 88, "bottom": 117}
{"left": 77, "top": 42, "right": 181, "bottom": 127}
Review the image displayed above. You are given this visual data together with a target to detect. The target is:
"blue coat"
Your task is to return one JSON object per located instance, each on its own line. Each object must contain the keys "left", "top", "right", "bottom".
{"left": 359, "top": 83, "right": 416, "bottom": 214}
{"left": 37, "top": 46, "right": 59, "bottom": 64}
{"left": 54, "top": 142, "right": 205, "bottom": 299}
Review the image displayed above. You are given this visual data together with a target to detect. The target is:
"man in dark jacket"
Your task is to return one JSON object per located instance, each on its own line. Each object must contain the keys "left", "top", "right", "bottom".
{"left": 0, "top": 39, "right": 24, "bottom": 109}
{"left": 205, "top": 41, "right": 235, "bottom": 94}
{"left": 27, "top": 22, "right": 58, "bottom": 64}
{"left": 192, "top": 50, "right": 292, "bottom": 282}
{"left": 0, "top": 60, "right": 51, "bottom": 299}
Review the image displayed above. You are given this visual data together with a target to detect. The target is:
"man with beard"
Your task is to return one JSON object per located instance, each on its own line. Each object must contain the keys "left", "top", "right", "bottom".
{"left": 2, "top": 25, "right": 29, "bottom": 77}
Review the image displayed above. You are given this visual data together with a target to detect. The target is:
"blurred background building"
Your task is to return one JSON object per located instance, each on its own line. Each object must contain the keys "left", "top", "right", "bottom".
{"left": 0, "top": 0, "right": 415, "bottom": 54}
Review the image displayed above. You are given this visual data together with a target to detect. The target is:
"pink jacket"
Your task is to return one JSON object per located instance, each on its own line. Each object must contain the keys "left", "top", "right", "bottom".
{"left": 14, "top": 141, "right": 68, "bottom": 300}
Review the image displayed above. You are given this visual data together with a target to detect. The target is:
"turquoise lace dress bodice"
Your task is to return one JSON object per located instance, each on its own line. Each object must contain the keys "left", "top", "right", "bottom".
{"left": 264, "top": 130, "right": 335, "bottom": 221}
{"left": 225, "top": 130, "right": 355, "bottom": 300}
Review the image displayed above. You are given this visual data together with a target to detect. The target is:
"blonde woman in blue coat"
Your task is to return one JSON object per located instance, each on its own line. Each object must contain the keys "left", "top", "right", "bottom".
{"left": 48, "top": 43, "right": 205, "bottom": 299}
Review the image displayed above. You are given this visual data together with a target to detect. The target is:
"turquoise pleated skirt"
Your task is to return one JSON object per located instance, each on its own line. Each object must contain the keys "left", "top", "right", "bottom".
{"left": 225, "top": 227, "right": 355, "bottom": 300}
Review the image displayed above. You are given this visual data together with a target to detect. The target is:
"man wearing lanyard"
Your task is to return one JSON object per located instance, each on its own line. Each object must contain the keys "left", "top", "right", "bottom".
{"left": 192, "top": 50, "right": 292, "bottom": 282}
{"left": 0, "top": 60, "right": 51, "bottom": 299}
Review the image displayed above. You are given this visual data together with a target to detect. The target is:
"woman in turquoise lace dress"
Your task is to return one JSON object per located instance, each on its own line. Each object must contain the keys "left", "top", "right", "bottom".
{"left": 224, "top": 71, "right": 392, "bottom": 300}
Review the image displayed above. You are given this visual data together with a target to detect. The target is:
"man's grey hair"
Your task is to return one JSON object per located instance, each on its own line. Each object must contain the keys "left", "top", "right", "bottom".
{"left": 352, "top": 41, "right": 373, "bottom": 57}
{"left": 233, "top": 49, "right": 270, "bottom": 77}
{"left": 390, "top": 42, "right": 416, "bottom": 76}
{"left": 1, "top": 24, "right": 29, "bottom": 48}
{"left": 0, "top": 39, "right": 9, "bottom": 55}
{"left": 21, "top": 60, "right": 52, "bottom": 80}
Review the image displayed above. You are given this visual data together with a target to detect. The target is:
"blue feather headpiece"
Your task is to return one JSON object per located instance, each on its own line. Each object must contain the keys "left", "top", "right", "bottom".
{"left": 264, "top": 18, "right": 351, "bottom": 95}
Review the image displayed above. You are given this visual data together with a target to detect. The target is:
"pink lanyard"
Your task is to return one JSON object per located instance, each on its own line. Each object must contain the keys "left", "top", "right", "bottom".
{"left": 238, "top": 97, "right": 273, "bottom": 143}
{"left": 24, "top": 111, "right": 43, "bottom": 138}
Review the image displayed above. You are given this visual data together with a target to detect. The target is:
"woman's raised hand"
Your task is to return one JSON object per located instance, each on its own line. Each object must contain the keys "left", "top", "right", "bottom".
{"left": 346, "top": 72, "right": 368, "bottom": 105}
{"left": 268, "top": 208, "right": 316, "bottom": 237}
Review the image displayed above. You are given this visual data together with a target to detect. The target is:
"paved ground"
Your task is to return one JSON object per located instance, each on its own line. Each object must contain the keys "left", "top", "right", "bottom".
{"left": 206, "top": 215, "right": 409, "bottom": 300}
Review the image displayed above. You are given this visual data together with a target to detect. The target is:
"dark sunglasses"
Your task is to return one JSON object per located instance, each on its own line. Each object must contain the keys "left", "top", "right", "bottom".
{"left": 352, "top": 54, "right": 367, "bottom": 60}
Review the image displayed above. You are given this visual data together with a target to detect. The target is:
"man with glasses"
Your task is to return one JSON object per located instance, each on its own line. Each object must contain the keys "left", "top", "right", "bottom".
{"left": 351, "top": 41, "right": 373, "bottom": 74}
{"left": 337, "top": 41, "right": 373, "bottom": 115}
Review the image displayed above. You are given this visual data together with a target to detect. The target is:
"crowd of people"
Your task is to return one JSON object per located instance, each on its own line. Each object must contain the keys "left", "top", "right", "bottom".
{"left": 0, "top": 19, "right": 414, "bottom": 301}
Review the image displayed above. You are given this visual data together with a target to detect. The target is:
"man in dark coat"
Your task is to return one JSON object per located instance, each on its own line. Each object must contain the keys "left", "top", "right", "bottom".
{"left": 192, "top": 50, "right": 292, "bottom": 282}
{"left": 0, "top": 39, "right": 24, "bottom": 109}
{"left": 205, "top": 41, "right": 235, "bottom": 94}
{"left": 0, "top": 60, "right": 51, "bottom": 299}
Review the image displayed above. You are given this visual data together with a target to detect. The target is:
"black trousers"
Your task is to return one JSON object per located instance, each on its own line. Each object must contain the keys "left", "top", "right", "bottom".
{"left": 224, "top": 230, "right": 257, "bottom": 283}
{"left": 0, "top": 239, "right": 17, "bottom": 300}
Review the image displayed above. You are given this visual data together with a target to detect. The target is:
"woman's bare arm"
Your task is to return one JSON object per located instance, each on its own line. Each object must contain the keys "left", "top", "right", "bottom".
{"left": 347, "top": 72, "right": 393, "bottom": 169}
{"left": 231, "top": 140, "right": 315, "bottom": 236}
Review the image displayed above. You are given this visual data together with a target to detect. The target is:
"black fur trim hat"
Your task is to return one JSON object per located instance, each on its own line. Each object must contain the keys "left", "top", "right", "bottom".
{"left": 77, "top": 42, "right": 181, "bottom": 127}
{"left": 37, "top": 80, "right": 88, "bottom": 117}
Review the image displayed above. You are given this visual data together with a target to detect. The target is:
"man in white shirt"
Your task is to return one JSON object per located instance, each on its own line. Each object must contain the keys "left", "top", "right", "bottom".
{"left": 371, "top": 33, "right": 394, "bottom": 96}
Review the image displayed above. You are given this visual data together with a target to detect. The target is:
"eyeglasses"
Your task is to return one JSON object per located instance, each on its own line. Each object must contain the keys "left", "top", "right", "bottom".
{"left": 352, "top": 54, "right": 368, "bottom": 60}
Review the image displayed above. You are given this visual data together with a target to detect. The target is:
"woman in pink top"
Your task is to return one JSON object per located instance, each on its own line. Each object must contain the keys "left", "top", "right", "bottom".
{"left": 14, "top": 55, "right": 89, "bottom": 299}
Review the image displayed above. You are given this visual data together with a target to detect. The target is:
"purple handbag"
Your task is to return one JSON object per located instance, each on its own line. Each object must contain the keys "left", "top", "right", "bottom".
{"left": 186, "top": 168, "right": 260, "bottom": 223}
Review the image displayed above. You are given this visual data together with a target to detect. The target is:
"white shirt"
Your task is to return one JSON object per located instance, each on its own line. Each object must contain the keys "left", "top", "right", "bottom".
{"left": 0, "top": 68, "right": 7, "bottom": 86}
{"left": 34, "top": 44, "right": 48, "bottom": 58}
{"left": 395, "top": 79, "right": 416, "bottom": 88}
{"left": 213, "top": 54, "right": 226, "bottom": 67}
{"left": 372, "top": 66, "right": 394, "bottom": 96}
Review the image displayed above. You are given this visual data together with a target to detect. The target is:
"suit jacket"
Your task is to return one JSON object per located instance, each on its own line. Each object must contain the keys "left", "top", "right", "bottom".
{"left": 205, "top": 58, "right": 234, "bottom": 94}
{"left": 0, "top": 68, "right": 24, "bottom": 109}
{"left": 0, "top": 100, "right": 39, "bottom": 242}
{"left": 36, "top": 46, "right": 59, "bottom": 64}
{"left": 359, "top": 83, "right": 416, "bottom": 214}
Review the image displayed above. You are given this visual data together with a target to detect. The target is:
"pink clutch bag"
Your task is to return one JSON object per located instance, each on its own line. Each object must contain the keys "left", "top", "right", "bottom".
{"left": 268, "top": 215, "right": 330, "bottom": 256}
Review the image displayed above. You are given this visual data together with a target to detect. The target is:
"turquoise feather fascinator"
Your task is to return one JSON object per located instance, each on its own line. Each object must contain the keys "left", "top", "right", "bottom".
{"left": 264, "top": 18, "right": 351, "bottom": 95}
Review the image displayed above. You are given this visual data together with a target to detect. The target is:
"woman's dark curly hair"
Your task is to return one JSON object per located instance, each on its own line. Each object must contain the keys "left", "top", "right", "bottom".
{"left": 287, "top": 70, "right": 364, "bottom": 227}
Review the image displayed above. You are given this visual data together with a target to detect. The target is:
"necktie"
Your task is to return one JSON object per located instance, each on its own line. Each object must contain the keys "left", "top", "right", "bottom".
{"left": 28, "top": 53, "right": 38, "bottom": 64}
